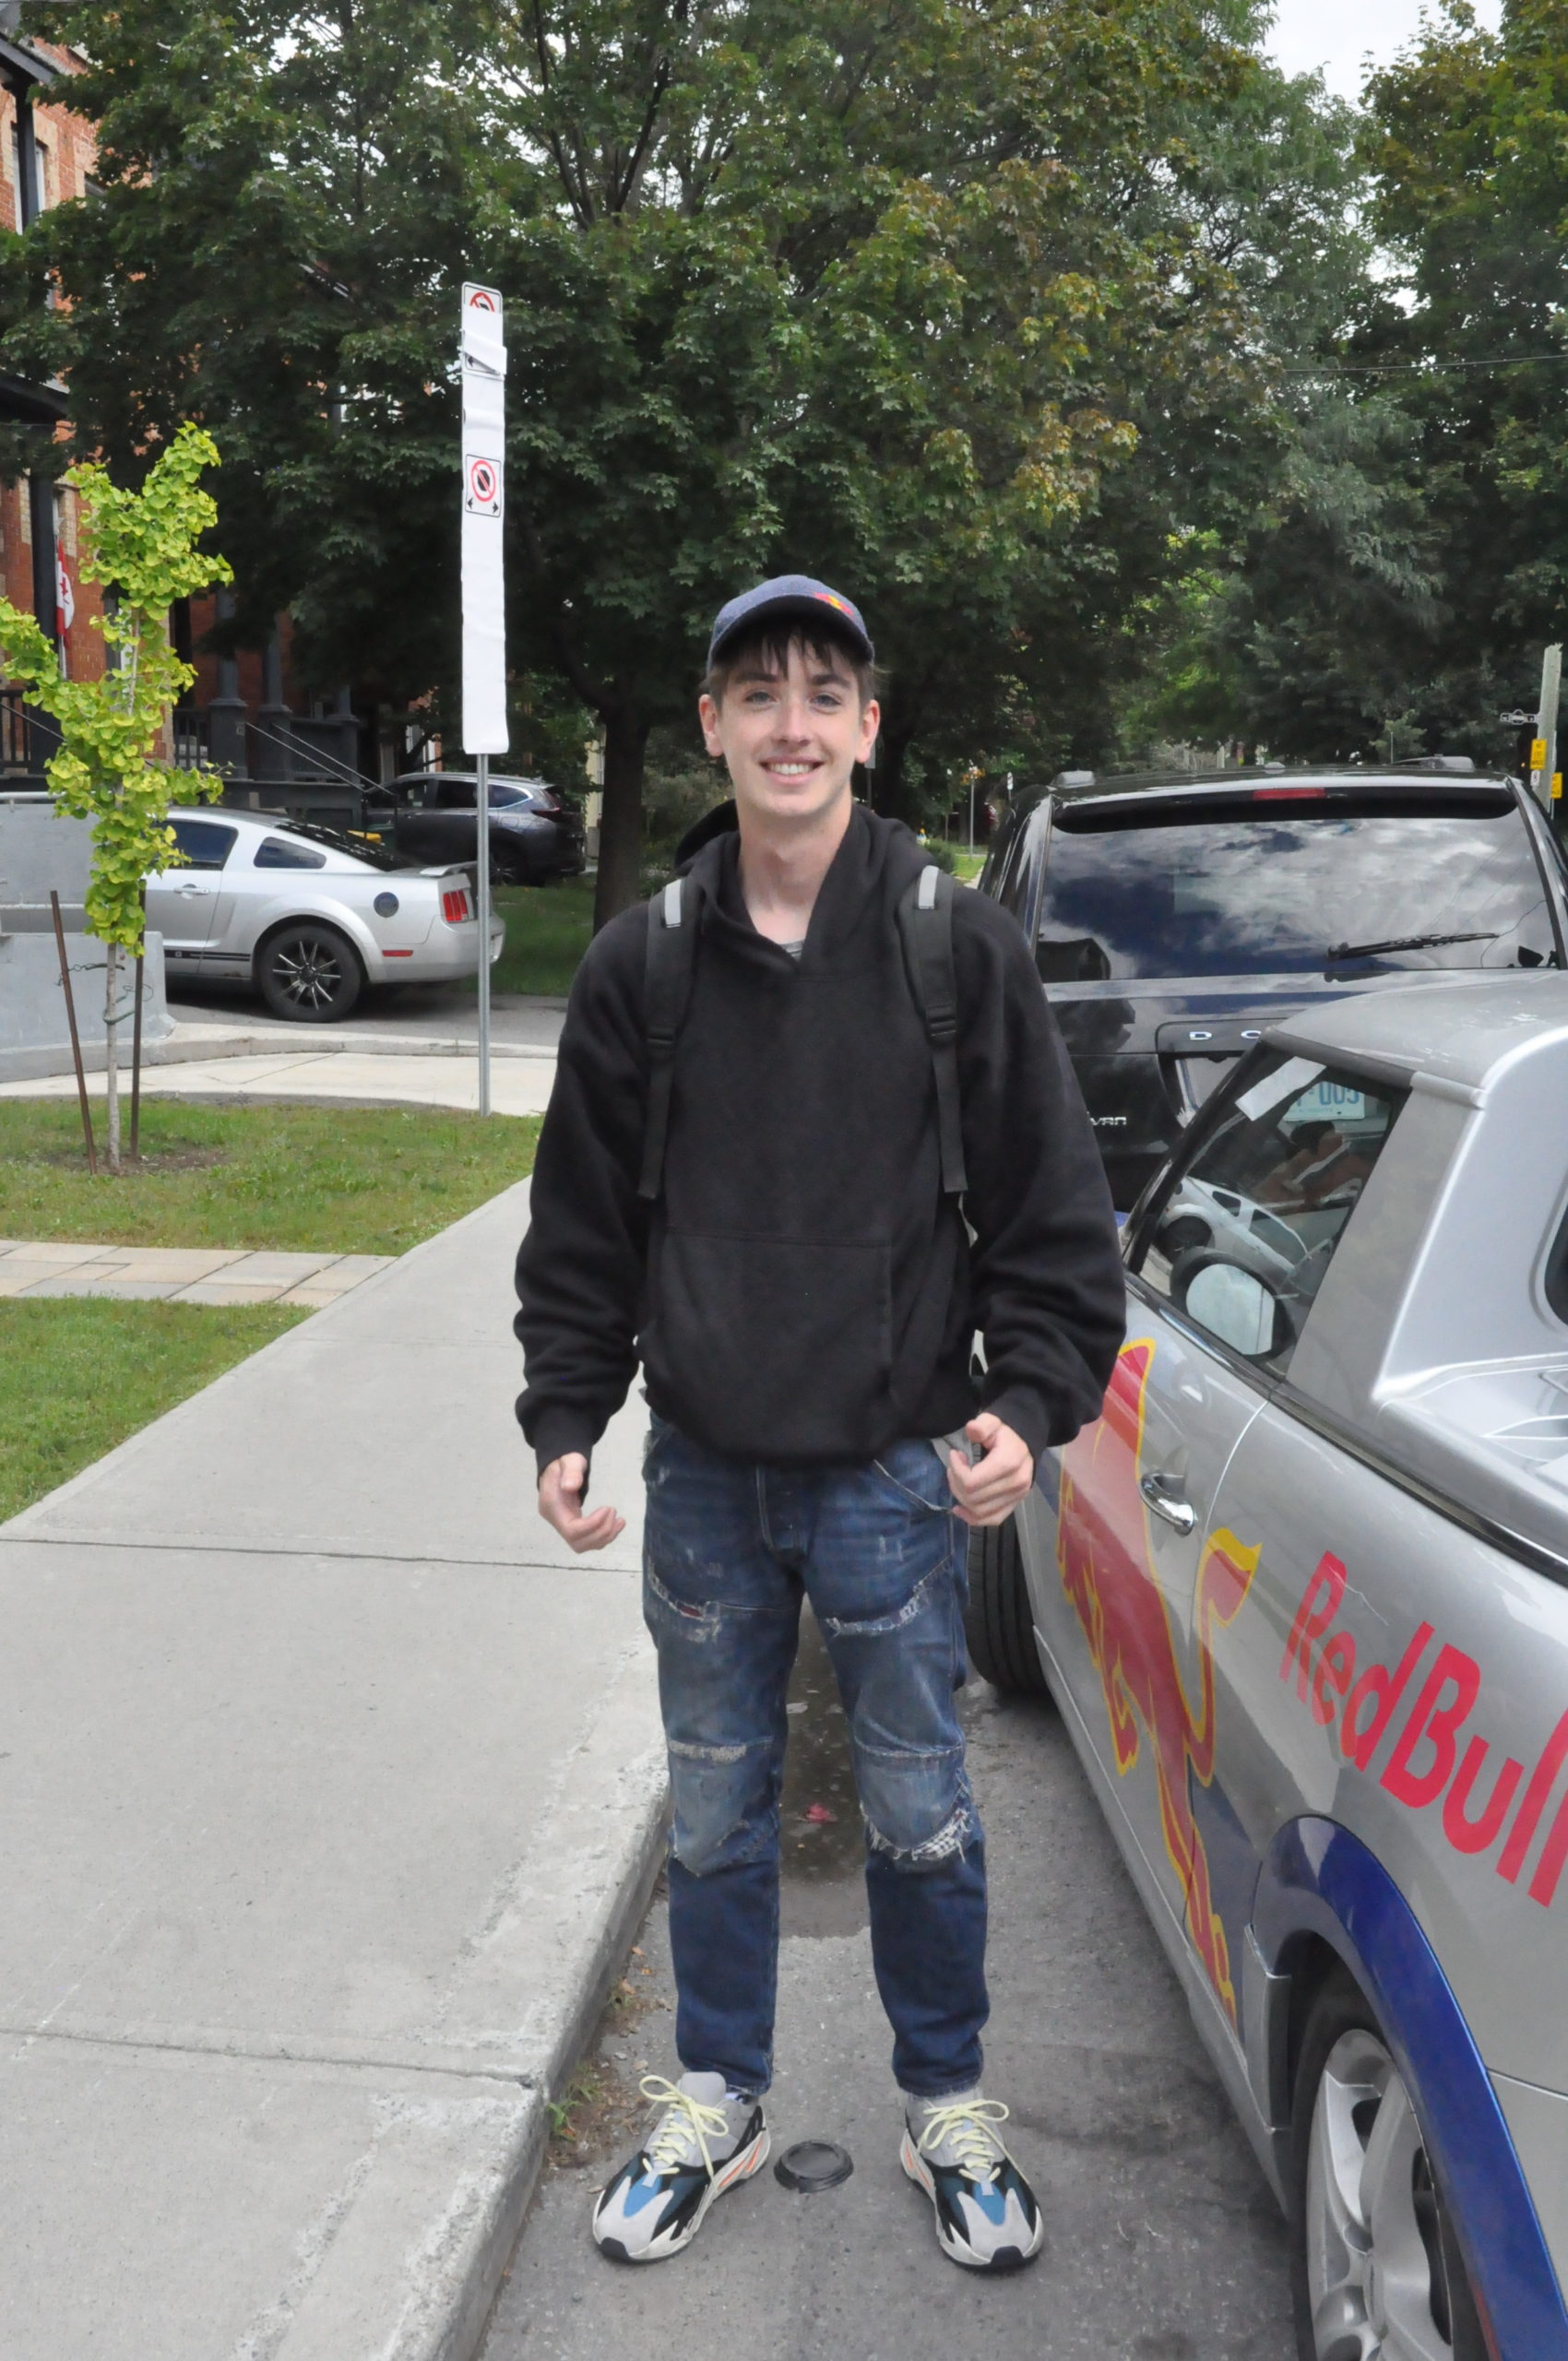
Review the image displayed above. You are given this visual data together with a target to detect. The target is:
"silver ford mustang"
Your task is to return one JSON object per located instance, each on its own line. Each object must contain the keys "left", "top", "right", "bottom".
{"left": 969, "top": 973, "right": 1568, "bottom": 2361}
{"left": 145, "top": 808, "right": 504, "bottom": 1022}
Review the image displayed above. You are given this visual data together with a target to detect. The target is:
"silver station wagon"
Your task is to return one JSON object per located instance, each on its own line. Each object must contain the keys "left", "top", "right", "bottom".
{"left": 968, "top": 974, "right": 1568, "bottom": 2361}
{"left": 145, "top": 809, "right": 504, "bottom": 1021}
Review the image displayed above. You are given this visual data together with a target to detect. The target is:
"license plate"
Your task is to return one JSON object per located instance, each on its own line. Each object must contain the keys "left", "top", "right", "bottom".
{"left": 1293, "top": 1079, "right": 1366, "bottom": 1122}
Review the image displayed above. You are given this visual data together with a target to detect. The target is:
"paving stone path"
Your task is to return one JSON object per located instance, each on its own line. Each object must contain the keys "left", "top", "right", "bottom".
{"left": 0, "top": 1239, "right": 394, "bottom": 1305}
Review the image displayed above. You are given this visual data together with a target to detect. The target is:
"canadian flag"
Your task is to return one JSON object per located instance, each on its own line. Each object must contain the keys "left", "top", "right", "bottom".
{"left": 55, "top": 553, "right": 74, "bottom": 632}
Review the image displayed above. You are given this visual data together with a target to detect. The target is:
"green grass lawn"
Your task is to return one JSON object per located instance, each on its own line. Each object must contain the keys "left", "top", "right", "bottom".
{"left": 0, "top": 1297, "right": 304, "bottom": 1525}
{"left": 953, "top": 849, "right": 986, "bottom": 883}
{"left": 483, "top": 874, "right": 596, "bottom": 996}
{"left": 0, "top": 1098, "right": 540, "bottom": 1252}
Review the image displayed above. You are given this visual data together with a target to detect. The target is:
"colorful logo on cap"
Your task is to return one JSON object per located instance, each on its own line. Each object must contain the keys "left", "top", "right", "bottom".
{"left": 815, "top": 591, "right": 851, "bottom": 615}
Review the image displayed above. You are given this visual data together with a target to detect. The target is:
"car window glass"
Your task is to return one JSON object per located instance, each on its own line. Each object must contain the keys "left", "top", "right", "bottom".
{"left": 1037, "top": 794, "right": 1556, "bottom": 980}
{"left": 490, "top": 783, "right": 529, "bottom": 808}
{"left": 435, "top": 779, "right": 477, "bottom": 810}
{"left": 165, "top": 817, "right": 237, "bottom": 872}
{"left": 1134, "top": 1053, "right": 1406, "bottom": 1374}
{"left": 255, "top": 834, "right": 327, "bottom": 870}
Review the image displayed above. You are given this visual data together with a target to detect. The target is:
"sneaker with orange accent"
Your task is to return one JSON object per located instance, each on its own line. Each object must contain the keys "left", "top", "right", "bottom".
{"left": 591, "top": 2072, "right": 769, "bottom": 2263}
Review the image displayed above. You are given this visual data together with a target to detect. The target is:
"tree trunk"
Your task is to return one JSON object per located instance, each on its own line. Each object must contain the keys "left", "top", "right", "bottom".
{"left": 102, "top": 938, "right": 122, "bottom": 1175}
{"left": 873, "top": 729, "right": 921, "bottom": 827}
{"left": 593, "top": 705, "right": 650, "bottom": 931}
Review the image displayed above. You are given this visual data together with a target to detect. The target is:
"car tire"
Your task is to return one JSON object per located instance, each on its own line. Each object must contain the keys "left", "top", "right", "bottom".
{"left": 1289, "top": 1968, "right": 1486, "bottom": 2361}
{"left": 963, "top": 1517, "right": 1050, "bottom": 1696}
{"left": 255, "top": 923, "right": 363, "bottom": 1023}
{"left": 1157, "top": 1215, "right": 1211, "bottom": 1255}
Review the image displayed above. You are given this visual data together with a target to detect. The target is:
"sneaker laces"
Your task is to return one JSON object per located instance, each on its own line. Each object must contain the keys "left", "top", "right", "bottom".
{"left": 638, "top": 2075, "right": 732, "bottom": 2177}
{"left": 916, "top": 2095, "right": 1015, "bottom": 2186}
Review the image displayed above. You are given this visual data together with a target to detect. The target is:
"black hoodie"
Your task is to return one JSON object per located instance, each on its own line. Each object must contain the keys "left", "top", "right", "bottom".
{"left": 515, "top": 805, "right": 1124, "bottom": 1472}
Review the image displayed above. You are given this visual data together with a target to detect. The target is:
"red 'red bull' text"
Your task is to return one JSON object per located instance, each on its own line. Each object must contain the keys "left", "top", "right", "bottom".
{"left": 1280, "top": 1553, "right": 1568, "bottom": 1905}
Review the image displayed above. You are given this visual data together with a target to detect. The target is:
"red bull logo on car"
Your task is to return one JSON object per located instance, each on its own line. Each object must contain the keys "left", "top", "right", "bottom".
{"left": 1281, "top": 1553, "right": 1568, "bottom": 1907}
{"left": 1057, "top": 1340, "right": 1261, "bottom": 2024}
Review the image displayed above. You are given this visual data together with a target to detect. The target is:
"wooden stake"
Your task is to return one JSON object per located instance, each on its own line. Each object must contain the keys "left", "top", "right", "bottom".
{"left": 50, "top": 887, "right": 97, "bottom": 1174}
{"left": 130, "top": 944, "right": 145, "bottom": 1159}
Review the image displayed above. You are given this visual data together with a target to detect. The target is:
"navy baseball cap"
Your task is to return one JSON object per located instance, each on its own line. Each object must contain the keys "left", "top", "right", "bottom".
{"left": 707, "top": 574, "right": 874, "bottom": 670}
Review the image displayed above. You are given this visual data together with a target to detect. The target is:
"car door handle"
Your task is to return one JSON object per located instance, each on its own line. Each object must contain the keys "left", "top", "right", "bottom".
{"left": 1139, "top": 1471, "right": 1196, "bottom": 1534}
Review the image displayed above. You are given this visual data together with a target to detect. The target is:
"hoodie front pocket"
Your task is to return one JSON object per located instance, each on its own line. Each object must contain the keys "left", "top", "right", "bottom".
{"left": 648, "top": 1230, "right": 892, "bottom": 1460}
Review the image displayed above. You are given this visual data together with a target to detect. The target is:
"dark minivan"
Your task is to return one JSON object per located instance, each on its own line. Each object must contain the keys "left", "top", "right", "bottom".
{"left": 983, "top": 766, "right": 1568, "bottom": 1208}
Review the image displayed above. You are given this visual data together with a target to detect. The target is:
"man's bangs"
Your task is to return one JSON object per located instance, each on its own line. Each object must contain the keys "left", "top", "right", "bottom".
{"left": 705, "top": 620, "right": 878, "bottom": 706}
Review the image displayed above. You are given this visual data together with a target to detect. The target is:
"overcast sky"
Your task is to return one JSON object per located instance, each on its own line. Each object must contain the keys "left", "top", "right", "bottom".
{"left": 1265, "top": 0, "right": 1502, "bottom": 99}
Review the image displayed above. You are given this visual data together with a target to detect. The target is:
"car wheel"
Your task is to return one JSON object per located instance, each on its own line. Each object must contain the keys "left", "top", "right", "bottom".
{"left": 256, "top": 923, "right": 362, "bottom": 1023}
{"left": 1158, "top": 1214, "right": 1212, "bottom": 1255}
{"left": 963, "top": 1516, "right": 1050, "bottom": 1696}
{"left": 1289, "top": 1969, "right": 1486, "bottom": 2361}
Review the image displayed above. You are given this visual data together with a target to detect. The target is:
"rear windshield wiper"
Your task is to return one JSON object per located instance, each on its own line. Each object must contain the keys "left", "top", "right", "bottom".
{"left": 1324, "top": 930, "right": 1497, "bottom": 962}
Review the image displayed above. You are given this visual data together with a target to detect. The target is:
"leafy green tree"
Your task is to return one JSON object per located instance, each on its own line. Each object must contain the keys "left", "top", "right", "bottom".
{"left": 14, "top": 0, "right": 483, "bottom": 693}
{"left": 493, "top": 0, "right": 1317, "bottom": 910}
{"left": 13, "top": 0, "right": 1372, "bottom": 928}
{"left": 1360, "top": 0, "right": 1568, "bottom": 751}
{"left": 0, "top": 424, "right": 231, "bottom": 1170}
{"left": 1155, "top": 0, "right": 1568, "bottom": 767}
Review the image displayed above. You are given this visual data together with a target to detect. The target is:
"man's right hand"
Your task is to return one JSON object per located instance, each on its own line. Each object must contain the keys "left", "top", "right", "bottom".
{"left": 538, "top": 1453, "right": 626, "bottom": 1554}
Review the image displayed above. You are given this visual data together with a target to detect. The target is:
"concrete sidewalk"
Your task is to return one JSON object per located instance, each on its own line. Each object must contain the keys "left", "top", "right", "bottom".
{"left": 0, "top": 1180, "right": 663, "bottom": 2360}
{"left": 0, "top": 1046, "right": 558, "bottom": 1114}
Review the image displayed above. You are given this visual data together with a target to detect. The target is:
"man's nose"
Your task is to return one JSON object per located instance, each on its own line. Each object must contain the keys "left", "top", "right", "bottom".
{"left": 769, "top": 695, "right": 815, "bottom": 739}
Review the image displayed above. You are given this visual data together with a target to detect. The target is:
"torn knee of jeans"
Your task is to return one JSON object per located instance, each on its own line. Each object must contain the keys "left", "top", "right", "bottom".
{"left": 670, "top": 1796, "right": 778, "bottom": 1877}
{"left": 668, "top": 1737, "right": 749, "bottom": 1765}
{"left": 818, "top": 1561, "right": 944, "bottom": 1641}
{"left": 863, "top": 1798, "right": 976, "bottom": 1866}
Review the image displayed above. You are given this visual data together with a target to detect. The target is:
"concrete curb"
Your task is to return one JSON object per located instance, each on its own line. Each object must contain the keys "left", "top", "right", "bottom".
{"left": 422, "top": 1753, "right": 670, "bottom": 2361}
{"left": 320, "top": 1726, "right": 671, "bottom": 2361}
{"left": 145, "top": 1026, "right": 557, "bottom": 1066}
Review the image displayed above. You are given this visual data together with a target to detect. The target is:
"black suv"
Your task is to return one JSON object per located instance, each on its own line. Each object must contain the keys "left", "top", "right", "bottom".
{"left": 363, "top": 771, "right": 587, "bottom": 885}
{"left": 983, "top": 765, "right": 1568, "bottom": 1208}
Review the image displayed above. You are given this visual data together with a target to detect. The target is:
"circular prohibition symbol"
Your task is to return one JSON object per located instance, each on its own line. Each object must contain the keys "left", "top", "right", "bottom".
{"left": 465, "top": 454, "right": 502, "bottom": 516}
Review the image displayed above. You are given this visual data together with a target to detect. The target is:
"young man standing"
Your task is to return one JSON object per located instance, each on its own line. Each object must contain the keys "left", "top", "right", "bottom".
{"left": 516, "top": 575, "right": 1123, "bottom": 2272}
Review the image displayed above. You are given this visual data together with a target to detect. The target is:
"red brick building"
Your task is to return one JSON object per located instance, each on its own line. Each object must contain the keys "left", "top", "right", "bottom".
{"left": 0, "top": 14, "right": 423, "bottom": 816}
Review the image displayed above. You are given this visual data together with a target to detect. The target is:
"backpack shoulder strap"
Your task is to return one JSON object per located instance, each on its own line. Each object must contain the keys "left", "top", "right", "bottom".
{"left": 638, "top": 875, "right": 697, "bottom": 1203}
{"left": 897, "top": 863, "right": 968, "bottom": 1198}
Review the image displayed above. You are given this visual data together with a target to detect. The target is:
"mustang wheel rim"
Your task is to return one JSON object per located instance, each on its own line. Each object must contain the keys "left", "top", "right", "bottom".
{"left": 274, "top": 939, "right": 341, "bottom": 1010}
{"left": 1305, "top": 2027, "right": 1456, "bottom": 2360}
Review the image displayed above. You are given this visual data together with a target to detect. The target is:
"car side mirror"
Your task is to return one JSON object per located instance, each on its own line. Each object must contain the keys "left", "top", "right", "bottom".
{"left": 1178, "top": 1254, "right": 1292, "bottom": 1360}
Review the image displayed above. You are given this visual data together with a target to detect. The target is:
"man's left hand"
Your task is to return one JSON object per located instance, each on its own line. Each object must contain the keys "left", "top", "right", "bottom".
{"left": 945, "top": 1413, "right": 1034, "bottom": 1528}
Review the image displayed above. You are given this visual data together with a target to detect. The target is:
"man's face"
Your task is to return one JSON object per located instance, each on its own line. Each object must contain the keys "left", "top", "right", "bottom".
{"left": 699, "top": 639, "right": 879, "bottom": 829}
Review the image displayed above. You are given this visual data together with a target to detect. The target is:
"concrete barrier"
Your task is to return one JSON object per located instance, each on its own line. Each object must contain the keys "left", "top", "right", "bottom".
{"left": 1, "top": 794, "right": 172, "bottom": 1081}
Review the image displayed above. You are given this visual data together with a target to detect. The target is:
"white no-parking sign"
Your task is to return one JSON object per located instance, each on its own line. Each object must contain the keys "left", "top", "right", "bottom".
{"left": 460, "top": 280, "right": 507, "bottom": 753}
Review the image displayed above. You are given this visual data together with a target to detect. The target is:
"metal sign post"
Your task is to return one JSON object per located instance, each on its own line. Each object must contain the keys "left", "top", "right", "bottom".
{"left": 460, "top": 280, "right": 508, "bottom": 1115}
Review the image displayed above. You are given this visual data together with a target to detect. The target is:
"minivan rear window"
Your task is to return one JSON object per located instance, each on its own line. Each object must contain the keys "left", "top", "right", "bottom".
{"left": 1038, "top": 799, "right": 1557, "bottom": 980}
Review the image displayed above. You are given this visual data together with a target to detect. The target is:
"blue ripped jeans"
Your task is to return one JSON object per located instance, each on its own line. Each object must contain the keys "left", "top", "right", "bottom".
{"left": 642, "top": 1416, "right": 988, "bottom": 2100}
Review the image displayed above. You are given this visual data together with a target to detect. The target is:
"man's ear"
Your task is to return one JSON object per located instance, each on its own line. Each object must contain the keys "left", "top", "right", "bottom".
{"left": 858, "top": 697, "right": 881, "bottom": 766}
{"left": 698, "top": 689, "right": 724, "bottom": 757}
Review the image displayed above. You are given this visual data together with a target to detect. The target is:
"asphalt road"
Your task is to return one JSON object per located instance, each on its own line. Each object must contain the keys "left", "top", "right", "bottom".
{"left": 481, "top": 1615, "right": 1294, "bottom": 2361}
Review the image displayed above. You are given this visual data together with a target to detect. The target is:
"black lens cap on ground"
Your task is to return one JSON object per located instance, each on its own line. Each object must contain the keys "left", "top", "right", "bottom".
{"left": 774, "top": 2139, "right": 853, "bottom": 2192}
